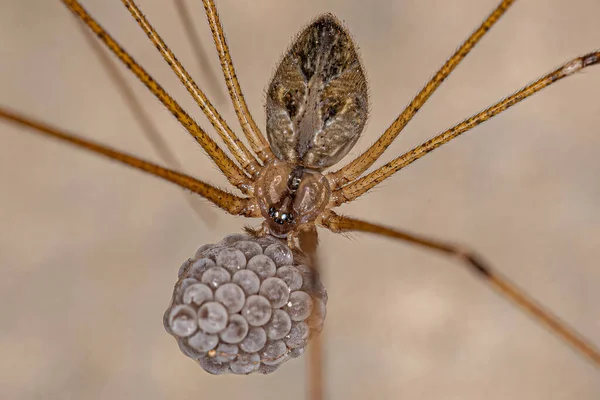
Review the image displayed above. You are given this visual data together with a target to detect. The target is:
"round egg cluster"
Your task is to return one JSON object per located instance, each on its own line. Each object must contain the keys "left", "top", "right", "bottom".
{"left": 164, "top": 233, "right": 327, "bottom": 374}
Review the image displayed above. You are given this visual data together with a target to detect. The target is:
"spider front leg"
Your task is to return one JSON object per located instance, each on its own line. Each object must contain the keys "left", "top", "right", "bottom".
{"left": 328, "top": 0, "right": 516, "bottom": 189}
{"left": 319, "top": 210, "right": 600, "bottom": 367}
{"left": 174, "top": 0, "right": 229, "bottom": 107}
{"left": 332, "top": 51, "right": 600, "bottom": 205}
{"left": 202, "top": 0, "right": 274, "bottom": 163}
{"left": 0, "top": 107, "right": 260, "bottom": 218}
{"left": 76, "top": 22, "right": 215, "bottom": 225}
{"left": 121, "top": 0, "right": 262, "bottom": 178}
{"left": 61, "top": 0, "right": 254, "bottom": 193}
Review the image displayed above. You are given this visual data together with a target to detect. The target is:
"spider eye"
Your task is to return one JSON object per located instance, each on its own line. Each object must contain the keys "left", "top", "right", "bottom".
{"left": 280, "top": 213, "right": 294, "bottom": 223}
{"left": 270, "top": 211, "right": 294, "bottom": 225}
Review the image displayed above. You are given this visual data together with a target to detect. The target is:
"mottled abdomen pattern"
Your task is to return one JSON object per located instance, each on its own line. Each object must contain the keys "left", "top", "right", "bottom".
{"left": 266, "top": 14, "right": 368, "bottom": 169}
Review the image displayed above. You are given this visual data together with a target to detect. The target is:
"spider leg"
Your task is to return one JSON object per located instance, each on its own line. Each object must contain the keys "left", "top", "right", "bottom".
{"left": 332, "top": 51, "right": 600, "bottom": 205}
{"left": 329, "top": 0, "right": 516, "bottom": 189}
{"left": 174, "top": 0, "right": 229, "bottom": 107}
{"left": 295, "top": 226, "right": 325, "bottom": 400}
{"left": 307, "top": 329, "right": 324, "bottom": 400}
{"left": 319, "top": 210, "right": 600, "bottom": 367}
{"left": 202, "top": 0, "right": 274, "bottom": 163}
{"left": 61, "top": 0, "right": 252, "bottom": 193}
{"left": 76, "top": 21, "right": 215, "bottom": 226}
{"left": 121, "top": 0, "right": 261, "bottom": 178}
{"left": 288, "top": 224, "right": 326, "bottom": 400}
{"left": 0, "top": 107, "right": 260, "bottom": 217}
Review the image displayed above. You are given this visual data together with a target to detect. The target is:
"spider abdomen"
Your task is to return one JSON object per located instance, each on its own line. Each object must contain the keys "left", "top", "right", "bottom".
{"left": 266, "top": 13, "right": 368, "bottom": 169}
{"left": 164, "top": 234, "right": 327, "bottom": 375}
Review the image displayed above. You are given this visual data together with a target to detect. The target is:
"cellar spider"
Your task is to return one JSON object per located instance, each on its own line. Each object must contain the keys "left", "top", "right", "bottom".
{"left": 1, "top": 0, "right": 599, "bottom": 399}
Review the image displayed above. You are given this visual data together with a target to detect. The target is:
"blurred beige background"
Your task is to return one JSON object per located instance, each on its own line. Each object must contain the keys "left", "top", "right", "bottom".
{"left": 1, "top": 0, "right": 600, "bottom": 399}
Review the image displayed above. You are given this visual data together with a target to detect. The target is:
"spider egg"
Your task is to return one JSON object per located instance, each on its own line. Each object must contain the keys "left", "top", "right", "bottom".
{"left": 164, "top": 233, "right": 327, "bottom": 375}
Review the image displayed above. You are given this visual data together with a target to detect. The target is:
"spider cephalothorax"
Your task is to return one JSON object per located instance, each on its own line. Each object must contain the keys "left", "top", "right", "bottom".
{"left": 255, "top": 160, "right": 331, "bottom": 237}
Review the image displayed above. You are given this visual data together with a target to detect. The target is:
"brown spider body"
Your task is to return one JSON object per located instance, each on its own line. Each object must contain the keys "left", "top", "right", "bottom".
{"left": 258, "top": 15, "right": 368, "bottom": 237}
